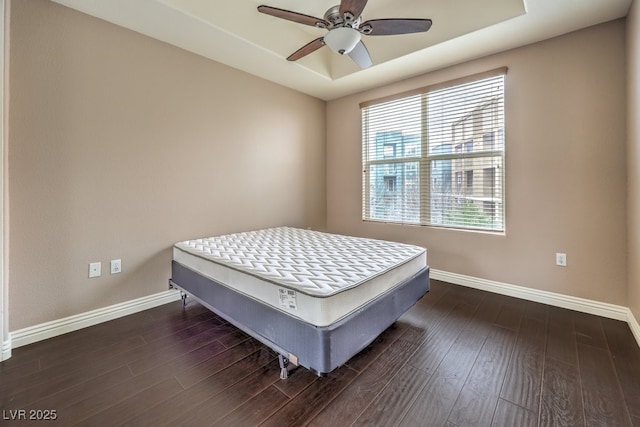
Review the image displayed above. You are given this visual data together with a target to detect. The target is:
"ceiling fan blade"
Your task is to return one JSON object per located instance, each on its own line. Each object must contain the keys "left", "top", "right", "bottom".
{"left": 339, "top": 0, "right": 368, "bottom": 19}
{"left": 287, "top": 37, "right": 326, "bottom": 61}
{"left": 361, "top": 18, "right": 433, "bottom": 36}
{"left": 348, "top": 40, "right": 373, "bottom": 69}
{"left": 257, "top": 5, "right": 329, "bottom": 28}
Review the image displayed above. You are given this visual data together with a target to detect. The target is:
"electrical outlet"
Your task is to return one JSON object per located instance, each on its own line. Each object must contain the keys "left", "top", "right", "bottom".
{"left": 110, "top": 259, "right": 122, "bottom": 274}
{"left": 89, "top": 262, "right": 101, "bottom": 278}
{"left": 556, "top": 253, "right": 567, "bottom": 267}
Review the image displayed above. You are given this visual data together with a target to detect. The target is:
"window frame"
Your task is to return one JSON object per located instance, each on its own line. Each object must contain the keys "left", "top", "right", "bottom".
{"left": 361, "top": 68, "right": 507, "bottom": 233}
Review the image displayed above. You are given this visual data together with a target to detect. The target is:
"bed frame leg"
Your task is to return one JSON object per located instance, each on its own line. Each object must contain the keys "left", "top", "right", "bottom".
{"left": 278, "top": 353, "right": 299, "bottom": 380}
{"left": 180, "top": 291, "right": 188, "bottom": 306}
{"left": 278, "top": 354, "right": 289, "bottom": 380}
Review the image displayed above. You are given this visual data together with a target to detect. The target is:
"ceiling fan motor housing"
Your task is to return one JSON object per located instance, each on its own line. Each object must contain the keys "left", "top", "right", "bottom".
{"left": 323, "top": 5, "right": 361, "bottom": 30}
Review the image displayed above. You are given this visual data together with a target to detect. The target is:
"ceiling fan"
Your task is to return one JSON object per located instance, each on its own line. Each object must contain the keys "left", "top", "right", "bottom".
{"left": 257, "top": 0, "right": 432, "bottom": 69}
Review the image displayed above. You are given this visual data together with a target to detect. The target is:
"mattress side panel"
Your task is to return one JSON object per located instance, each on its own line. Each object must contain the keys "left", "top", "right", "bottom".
{"left": 173, "top": 246, "right": 426, "bottom": 327}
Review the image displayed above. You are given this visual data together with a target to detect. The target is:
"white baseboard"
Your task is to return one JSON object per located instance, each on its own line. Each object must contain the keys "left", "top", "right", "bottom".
{"left": 3, "top": 272, "right": 640, "bottom": 354}
{"left": 9, "top": 289, "right": 182, "bottom": 350}
{"left": 629, "top": 309, "right": 640, "bottom": 348}
{"left": 1, "top": 336, "right": 10, "bottom": 361}
{"left": 431, "top": 269, "right": 640, "bottom": 347}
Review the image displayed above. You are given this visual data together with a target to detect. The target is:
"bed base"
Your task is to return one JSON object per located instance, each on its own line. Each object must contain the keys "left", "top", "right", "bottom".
{"left": 177, "top": 290, "right": 296, "bottom": 379}
{"left": 170, "top": 260, "right": 429, "bottom": 378}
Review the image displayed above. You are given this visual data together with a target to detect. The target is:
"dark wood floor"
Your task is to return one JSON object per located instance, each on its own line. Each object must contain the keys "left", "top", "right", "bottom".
{"left": 1, "top": 280, "right": 640, "bottom": 426}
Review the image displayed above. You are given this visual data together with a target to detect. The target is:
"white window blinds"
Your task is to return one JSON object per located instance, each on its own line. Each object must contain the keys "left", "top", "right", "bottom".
{"left": 362, "top": 70, "right": 506, "bottom": 232}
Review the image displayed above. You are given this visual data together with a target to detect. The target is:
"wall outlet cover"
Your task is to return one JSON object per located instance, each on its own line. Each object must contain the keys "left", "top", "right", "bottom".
{"left": 110, "top": 259, "right": 122, "bottom": 274}
{"left": 89, "top": 262, "right": 101, "bottom": 278}
{"left": 556, "top": 253, "right": 567, "bottom": 267}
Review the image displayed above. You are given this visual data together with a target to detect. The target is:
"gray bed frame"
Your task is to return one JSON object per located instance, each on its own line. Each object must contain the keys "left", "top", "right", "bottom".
{"left": 170, "top": 260, "right": 429, "bottom": 378}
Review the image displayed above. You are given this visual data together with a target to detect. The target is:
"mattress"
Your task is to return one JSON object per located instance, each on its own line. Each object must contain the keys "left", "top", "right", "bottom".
{"left": 173, "top": 226, "right": 427, "bottom": 327}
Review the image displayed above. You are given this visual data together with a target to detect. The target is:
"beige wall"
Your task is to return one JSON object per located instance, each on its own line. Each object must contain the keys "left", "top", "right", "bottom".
{"left": 327, "top": 20, "right": 628, "bottom": 306}
{"left": 7, "top": 0, "right": 326, "bottom": 330}
{"left": 628, "top": 0, "right": 640, "bottom": 323}
{"left": 5, "top": 0, "right": 635, "bottom": 334}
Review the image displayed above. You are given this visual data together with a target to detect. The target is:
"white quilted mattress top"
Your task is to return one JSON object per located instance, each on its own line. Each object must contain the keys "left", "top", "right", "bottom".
{"left": 174, "top": 226, "right": 426, "bottom": 298}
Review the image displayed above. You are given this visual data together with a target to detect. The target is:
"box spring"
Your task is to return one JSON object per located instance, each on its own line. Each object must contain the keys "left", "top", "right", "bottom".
{"left": 170, "top": 260, "right": 429, "bottom": 375}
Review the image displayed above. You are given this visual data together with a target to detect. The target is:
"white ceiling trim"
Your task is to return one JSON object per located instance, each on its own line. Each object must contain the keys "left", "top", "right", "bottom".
{"left": 51, "top": 0, "right": 631, "bottom": 100}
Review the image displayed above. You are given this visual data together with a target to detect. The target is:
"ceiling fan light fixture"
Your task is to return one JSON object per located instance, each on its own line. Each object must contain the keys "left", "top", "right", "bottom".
{"left": 324, "top": 27, "right": 361, "bottom": 55}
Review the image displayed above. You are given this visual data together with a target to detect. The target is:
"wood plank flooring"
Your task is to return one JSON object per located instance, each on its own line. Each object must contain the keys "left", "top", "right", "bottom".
{"left": 1, "top": 280, "right": 639, "bottom": 426}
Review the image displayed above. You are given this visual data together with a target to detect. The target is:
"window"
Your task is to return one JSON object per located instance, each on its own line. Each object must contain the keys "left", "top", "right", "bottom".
{"left": 383, "top": 144, "right": 396, "bottom": 158}
{"left": 362, "top": 70, "right": 505, "bottom": 232}
{"left": 384, "top": 175, "right": 397, "bottom": 192}
{"left": 465, "top": 170, "right": 474, "bottom": 191}
{"left": 465, "top": 140, "right": 474, "bottom": 153}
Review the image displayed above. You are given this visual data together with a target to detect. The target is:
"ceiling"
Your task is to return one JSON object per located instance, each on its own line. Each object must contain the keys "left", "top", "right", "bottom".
{"left": 50, "top": 0, "right": 632, "bottom": 101}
